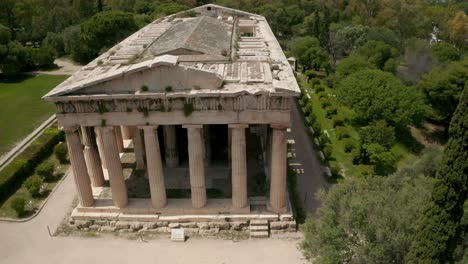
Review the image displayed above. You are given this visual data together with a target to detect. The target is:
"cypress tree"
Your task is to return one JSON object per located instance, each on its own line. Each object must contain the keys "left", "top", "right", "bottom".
{"left": 406, "top": 87, "right": 468, "bottom": 263}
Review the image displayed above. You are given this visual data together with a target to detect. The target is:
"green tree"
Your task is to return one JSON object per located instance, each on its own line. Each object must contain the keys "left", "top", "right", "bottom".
{"left": 78, "top": 11, "right": 138, "bottom": 63}
{"left": 335, "top": 55, "right": 376, "bottom": 81}
{"left": 290, "top": 37, "right": 329, "bottom": 72}
{"left": 353, "top": 40, "right": 399, "bottom": 72}
{"left": 302, "top": 172, "right": 435, "bottom": 263}
{"left": 360, "top": 120, "right": 395, "bottom": 148}
{"left": 329, "top": 24, "right": 369, "bottom": 61}
{"left": 337, "top": 69, "right": 427, "bottom": 127}
{"left": 405, "top": 87, "right": 468, "bottom": 263}
{"left": 432, "top": 42, "right": 461, "bottom": 63}
{"left": 23, "top": 175, "right": 43, "bottom": 197}
{"left": 418, "top": 58, "right": 468, "bottom": 132}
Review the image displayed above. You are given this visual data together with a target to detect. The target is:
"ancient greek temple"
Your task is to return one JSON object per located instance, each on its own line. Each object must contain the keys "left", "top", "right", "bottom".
{"left": 43, "top": 5, "right": 299, "bottom": 235}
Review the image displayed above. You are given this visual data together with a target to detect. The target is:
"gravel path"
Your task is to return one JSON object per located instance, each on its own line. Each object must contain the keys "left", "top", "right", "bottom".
{"left": 0, "top": 172, "right": 307, "bottom": 264}
{"left": 288, "top": 104, "right": 329, "bottom": 213}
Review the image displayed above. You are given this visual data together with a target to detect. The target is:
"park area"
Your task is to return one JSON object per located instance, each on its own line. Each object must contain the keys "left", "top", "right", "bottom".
{"left": 0, "top": 74, "right": 68, "bottom": 156}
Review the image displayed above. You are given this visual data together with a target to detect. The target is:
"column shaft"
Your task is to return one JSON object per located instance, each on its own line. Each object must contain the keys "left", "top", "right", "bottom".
{"left": 230, "top": 124, "right": 248, "bottom": 208}
{"left": 268, "top": 126, "right": 288, "bottom": 213}
{"left": 185, "top": 125, "right": 207, "bottom": 208}
{"left": 114, "top": 125, "right": 124, "bottom": 153}
{"left": 143, "top": 126, "right": 167, "bottom": 208}
{"left": 81, "top": 127, "right": 105, "bottom": 187}
{"left": 64, "top": 127, "right": 94, "bottom": 207}
{"left": 101, "top": 127, "right": 128, "bottom": 208}
{"left": 95, "top": 127, "right": 107, "bottom": 169}
{"left": 163, "top": 125, "right": 179, "bottom": 168}
{"left": 131, "top": 126, "right": 146, "bottom": 170}
{"left": 203, "top": 125, "right": 211, "bottom": 166}
{"left": 121, "top": 126, "right": 132, "bottom": 140}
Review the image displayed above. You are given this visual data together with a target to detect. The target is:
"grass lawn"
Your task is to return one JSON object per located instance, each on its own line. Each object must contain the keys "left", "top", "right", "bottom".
{"left": 0, "top": 74, "right": 68, "bottom": 156}
{"left": 0, "top": 154, "right": 69, "bottom": 218}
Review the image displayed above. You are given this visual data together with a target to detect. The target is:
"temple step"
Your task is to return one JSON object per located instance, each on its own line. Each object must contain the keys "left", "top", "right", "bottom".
{"left": 249, "top": 220, "right": 269, "bottom": 238}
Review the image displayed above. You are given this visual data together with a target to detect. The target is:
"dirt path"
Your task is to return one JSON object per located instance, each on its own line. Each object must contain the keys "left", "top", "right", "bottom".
{"left": 34, "top": 58, "right": 82, "bottom": 76}
{"left": 289, "top": 104, "right": 329, "bottom": 213}
{"left": 0, "top": 172, "right": 307, "bottom": 264}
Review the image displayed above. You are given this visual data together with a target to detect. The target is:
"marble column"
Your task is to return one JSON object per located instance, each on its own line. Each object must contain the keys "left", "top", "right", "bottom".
{"left": 184, "top": 125, "right": 206, "bottom": 208}
{"left": 81, "top": 127, "right": 105, "bottom": 187}
{"left": 121, "top": 126, "right": 132, "bottom": 140}
{"left": 64, "top": 127, "right": 94, "bottom": 207}
{"left": 101, "top": 127, "right": 128, "bottom": 208}
{"left": 268, "top": 125, "right": 288, "bottom": 213}
{"left": 114, "top": 126, "right": 124, "bottom": 153}
{"left": 163, "top": 125, "right": 179, "bottom": 168}
{"left": 227, "top": 127, "right": 232, "bottom": 166}
{"left": 131, "top": 126, "right": 145, "bottom": 170}
{"left": 143, "top": 126, "right": 167, "bottom": 208}
{"left": 95, "top": 127, "right": 107, "bottom": 169}
{"left": 230, "top": 124, "right": 248, "bottom": 208}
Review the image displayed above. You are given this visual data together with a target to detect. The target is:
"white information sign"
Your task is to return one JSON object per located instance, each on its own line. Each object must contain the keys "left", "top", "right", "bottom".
{"left": 171, "top": 228, "right": 185, "bottom": 242}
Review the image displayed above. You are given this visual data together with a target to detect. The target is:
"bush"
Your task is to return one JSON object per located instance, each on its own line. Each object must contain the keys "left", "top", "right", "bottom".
{"left": 323, "top": 144, "right": 333, "bottom": 160}
{"left": 310, "top": 78, "right": 321, "bottom": 86}
{"left": 36, "top": 162, "right": 55, "bottom": 182}
{"left": 326, "top": 107, "right": 338, "bottom": 118}
{"left": 320, "top": 133, "right": 331, "bottom": 145}
{"left": 312, "top": 122, "right": 322, "bottom": 136}
{"left": 0, "top": 126, "right": 64, "bottom": 202}
{"left": 304, "top": 102, "right": 313, "bottom": 115}
{"left": 54, "top": 142, "right": 68, "bottom": 164}
{"left": 336, "top": 126, "right": 351, "bottom": 139}
{"left": 24, "top": 175, "right": 43, "bottom": 197}
{"left": 317, "top": 92, "right": 328, "bottom": 99}
{"left": 301, "top": 94, "right": 309, "bottom": 105}
{"left": 315, "top": 84, "right": 326, "bottom": 92}
{"left": 344, "top": 139, "right": 355, "bottom": 153}
{"left": 320, "top": 97, "right": 332, "bottom": 108}
{"left": 308, "top": 112, "right": 317, "bottom": 125}
{"left": 333, "top": 115, "right": 346, "bottom": 127}
{"left": 10, "top": 197, "right": 26, "bottom": 217}
{"left": 329, "top": 161, "right": 341, "bottom": 177}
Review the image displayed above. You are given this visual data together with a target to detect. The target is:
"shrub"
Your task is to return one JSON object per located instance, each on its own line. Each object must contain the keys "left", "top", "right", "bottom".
{"left": 320, "top": 133, "right": 331, "bottom": 145}
{"left": 329, "top": 162, "right": 341, "bottom": 177}
{"left": 0, "top": 127, "right": 63, "bottom": 202}
{"left": 320, "top": 97, "right": 332, "bottom": 108}
{"left": 305, "top": 102, "right": 313, "bottom": 115}
{"left": 308, "top": 112, "right": 317, "bottom": 125}
{"left": 317, "top": 92, "right": 328, "bottom": 99}
{"left": 140, "top": 85, "right": 148, "bottom": 91}
{"left": 333, "top": 115, "right": 346, "bottom": 127}
{"left": 10, "top": 197, "right": 26, "bottom": 217}
{"left": 36, "top": 162, "right": 55, "bottom": 182}
{"left": 323, "top": 144, "right": 333, "bottom": 160}
{"left": 310, "top": 78, "right": 321, "bottom": 86}
{"left": 23, "top": 175, "right": 43, "bottom": 197}
{"left": 352, "top": 147, "right": 362, "bottom": 165}
{"left": 312, "top": 122, "right": 322, "bottom": 136}
{"left": 165, "top": 86, "right": 173, "bottom": 92}
{"left": 336, "top": 126, "right": 351, "bottom": 140}
{"left": 344, "top": 139, "right": 355, "bottom": 153}
{"left": 301, "top": 94, "right": 309, "bottom": 106}
{"left": 54, "top": 142, "right": 68, "bottom": 164}
{"left": 326, "top": 107, "right": 338, "bottom": 118}
{"left": 315, "top": 84, "right": 325, "bottom": 92}
{"left": 183, "top": 102, "right": 194, "bottom": 116}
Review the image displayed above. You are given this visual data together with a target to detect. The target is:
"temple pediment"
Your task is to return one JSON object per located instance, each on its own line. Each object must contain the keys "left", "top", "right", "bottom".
{"left": 46, "top": 55, "right": 224, "bottom": 97}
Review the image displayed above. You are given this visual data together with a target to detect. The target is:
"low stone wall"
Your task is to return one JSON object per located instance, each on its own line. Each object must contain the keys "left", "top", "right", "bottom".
{"left": 65, "top": 212, "right": 297, "bottom": 238}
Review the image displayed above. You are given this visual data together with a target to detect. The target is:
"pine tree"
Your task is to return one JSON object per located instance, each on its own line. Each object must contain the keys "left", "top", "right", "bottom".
{"left": 406, "top": 86, "right": 468, "bottom": 263}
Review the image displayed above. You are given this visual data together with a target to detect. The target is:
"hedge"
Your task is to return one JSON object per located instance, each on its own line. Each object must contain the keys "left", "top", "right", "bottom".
{"left": 0, "top": 126, "right": 64, "bottom": 203}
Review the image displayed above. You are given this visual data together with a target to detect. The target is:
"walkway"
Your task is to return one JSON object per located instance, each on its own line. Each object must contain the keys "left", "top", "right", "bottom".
{"left": 288, "top": 104, "right": 329, "bottom": 213}
{"left": 0, "top": 172, "right": 306, "bottom": 264}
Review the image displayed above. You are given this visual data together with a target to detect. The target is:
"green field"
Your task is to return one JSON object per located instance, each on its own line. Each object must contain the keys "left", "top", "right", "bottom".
{"left": 0, "top": 75, "right": 68, "bottom": 156}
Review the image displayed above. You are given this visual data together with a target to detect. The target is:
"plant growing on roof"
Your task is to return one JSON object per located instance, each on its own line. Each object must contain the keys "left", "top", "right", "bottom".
{"left": 184, "top": 101, "right": 194, "bottom": 117}
{"left": 141, "top": 85, "right": 149, "bottom": 92}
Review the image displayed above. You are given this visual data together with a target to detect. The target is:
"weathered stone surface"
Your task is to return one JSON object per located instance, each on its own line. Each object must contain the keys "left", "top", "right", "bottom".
{"left": 144, "top": 222, "right": 158, "bottom": 229}
{"left": 270, "top": 221, "right": 286, "bottom": 230}
{"left": 168, "top": 223, "right": 180, "bottom": 228}
{"left": 155, "top": 227, "right": 170, "bottom": 233}
{"left": 183, "top": 228, "right": 199, "bottom": 235}
{"left": 209, "top": 222, "right": 230, "bottom": 230}
{"left": 180, "top": 222, "right": 198, "bottom": 228}
{"left": 197, "top": 222, "right": 210, "bottom": 230}
{"left": 89, "top": 225, "right": 100, "bottom": 231}
{"left": 130, "top": 222, "right": 143, "bottom": 231}
{"left": 114, "top": 221, "right": 130, "bottom": 230}
{"left": 199, "top": 228, "right": 219, "bottom": 236}
{"left": 75, "top": 220, "right": 92, "bottom": 228}
{"left": 156, "top": 221, "right": 169, "bottom": 227}
{"left": 95, "top": 220, "right": 109, "bottom": 226}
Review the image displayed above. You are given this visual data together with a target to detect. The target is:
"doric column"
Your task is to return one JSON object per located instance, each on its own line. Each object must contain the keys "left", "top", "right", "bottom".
{"left": 163, "top": 125, "right": 179, "bottom": 168}
{"left": 230, "top": 124, "right": 248, "bottom": 208}
{"left": 81, "top": 127, "right": 105, "bottom": 187}
{"left": 121, "top": 126, "right": 132, "bottom": 140}
{"left": 142, "top": 126, "right": 167, "bottom": 208}
{"left": 94, "top": 127, "right": 107, "bottom": 169}
{"left": 114, "top": 126, "right": 124, "bottom": 153}
{"left": 203, "top": 125, "right": 211, "bottom": 166}
{"left": 228, "top": 127, "right": 232, "bottom": 166}
{"left": 184, "top": 125, "right": 207, "bottom": 208}
{"left": 268, "top": 125, "right": 288, "bottom": 213}
{"left": 64, "top": 127, "right": 94, "bottom": 207}
{"left": 101, "top": 127, "right": 128, "bottom": 208}
{"left": 131, "top": 126, "right": 145, "bottom": 170}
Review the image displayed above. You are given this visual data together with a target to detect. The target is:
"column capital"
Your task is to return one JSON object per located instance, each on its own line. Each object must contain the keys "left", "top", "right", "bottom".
{"left": 183, "top": 124, "right": 203, "bottom": 129}
{"left": 228, "top": 124, "right": 249, "bottom": 129}
{"left": 99, "top": 126, "right": 115, "bottom": 132}
{"left": 270, "top": 124, "right": 289, "bottom": 130}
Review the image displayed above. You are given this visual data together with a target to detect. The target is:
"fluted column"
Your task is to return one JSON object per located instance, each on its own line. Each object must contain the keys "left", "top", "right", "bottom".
{"left": 114, "top": 126, "right": 124, "bottom": 153}
{"left": 143, "top": 126, "right": 167, "bottom": 208}
{"left": 131, "top": 126, "right": 145, "bottom": 170}
{"left": 95, "top": 127, "right": 107, "bottom": 169}
{"left": 64, "top": 127, "right": 94, "bottom": 207}
{"left": 230, "top": 124, "right": 248, "bottom": 208}
{"left": 163, "top": 125, "right": 179, "bottom": 168}
{"left": 184, "top": 125, "right": 206, "bottom": 208}
{"left": 101, "top": 127, "right": 128, "bottom": 208}
{"left": 121, "top": 126, "right": 132, "bottom": 140}
{"left": 81, "top": 126, "right": 105, "bottom": 187}
{"left": 268, "top": 125, "right": 288, "bottom": 213}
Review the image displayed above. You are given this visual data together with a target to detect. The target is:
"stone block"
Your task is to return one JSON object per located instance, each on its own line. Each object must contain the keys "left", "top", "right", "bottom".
{"left": 279, "top": 215, "right": 294, "bottom": 221}
{"left": 183, "top": 228, "right": 199, "bottom": 235}
{"left": 270, "top": 221, "right": 286, "bottom": 230}
{"left": 210, "top": 222, "right": 230, "bottom": 230}
{"left": 180, "top": 222, "right": 198, "bottom": 228}
{"left": 94, "top": 220, "right": 109, "bottom": 226}
{"left": 130, "top": 222, "right": 143, "bottom": 231}
{"left": 197, "top": 222, "right": 210, "bottom": 230}
{"left": 168, "top": 223, "right": 180, "bottom": 228}
{"left": 230, "top": 221, "right": 247, "bottom": 231}
{"left": 75, "top": 220, "right": 91, "bottom": 228}
{"left": 155, "top": 227, "right": 170, "bottom": 233}
{"left": 199, "top": 228, "right": 219, "bottom": 236}
{"left": 144, "top": 222, "right": 158, "bottom": 229}
{"left": 89, "top": 225, "right": 100, "bottom": 231}
{"left": 114, "top": 221, "right": 130, "bottom": 230}
{"left": 250, "top": 219, "right": 268, "bottom": 226}
{"left": 156, "top": 221, "right": 169, "bottom": 227}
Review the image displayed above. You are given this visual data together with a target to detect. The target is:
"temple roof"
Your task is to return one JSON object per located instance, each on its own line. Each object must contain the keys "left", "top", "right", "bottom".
{"left": 43, "top": 4, "right": 300, "bottom": 100}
